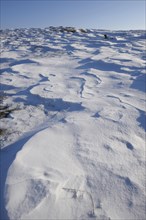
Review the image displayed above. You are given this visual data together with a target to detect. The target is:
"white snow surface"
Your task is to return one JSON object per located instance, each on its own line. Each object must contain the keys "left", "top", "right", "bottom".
{"left": 0, "top": 28, "right": 146, "bottom": 220}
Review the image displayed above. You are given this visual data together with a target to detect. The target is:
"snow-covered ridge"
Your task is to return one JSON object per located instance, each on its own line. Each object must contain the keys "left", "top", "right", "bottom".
{"left": 0, "top": 27, "right": 146, "bottom": 220}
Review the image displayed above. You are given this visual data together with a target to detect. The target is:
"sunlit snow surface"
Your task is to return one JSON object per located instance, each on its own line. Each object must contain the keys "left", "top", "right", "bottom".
{"left": 0, "top": 28, "right": 146, "bottom": 220}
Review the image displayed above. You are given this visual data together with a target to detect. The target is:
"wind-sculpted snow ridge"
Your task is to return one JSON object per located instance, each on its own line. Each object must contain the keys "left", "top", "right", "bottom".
{"left": 0, "top": 27, "right": 146, "bottom": 220}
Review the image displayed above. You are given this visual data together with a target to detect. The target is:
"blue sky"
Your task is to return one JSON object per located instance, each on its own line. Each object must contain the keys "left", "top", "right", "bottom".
{"left": 0, "top": 0, "right": 145, "bottom": 30}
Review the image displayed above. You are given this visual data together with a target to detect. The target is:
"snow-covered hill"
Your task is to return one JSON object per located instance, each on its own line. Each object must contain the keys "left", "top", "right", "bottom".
{"left": 0, "top": 27, "right": 146, "bottom": 220}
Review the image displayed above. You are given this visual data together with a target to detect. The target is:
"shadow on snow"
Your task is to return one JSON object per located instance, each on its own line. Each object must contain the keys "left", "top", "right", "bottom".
{"left": 0, "top": 136, "right": 33, "bottom": 220}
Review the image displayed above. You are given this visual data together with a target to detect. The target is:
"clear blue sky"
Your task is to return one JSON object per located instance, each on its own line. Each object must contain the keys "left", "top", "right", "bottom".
{"left": 0, "top": 0, "right": 145, "bottom": 30}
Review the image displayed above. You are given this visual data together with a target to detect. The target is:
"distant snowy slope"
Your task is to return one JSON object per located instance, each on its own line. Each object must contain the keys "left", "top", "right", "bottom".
{"left": 0, "top": 27, "right": 146, "bottom": 220}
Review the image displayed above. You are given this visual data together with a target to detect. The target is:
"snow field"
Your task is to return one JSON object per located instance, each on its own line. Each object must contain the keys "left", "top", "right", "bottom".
{"left": 0, "top": 28, "right": 145, "bottom": 219}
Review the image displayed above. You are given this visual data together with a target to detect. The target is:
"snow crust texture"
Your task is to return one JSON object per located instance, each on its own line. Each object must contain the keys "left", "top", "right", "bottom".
{"left": 0, "top": 27, "right": 146, "bottom": 220}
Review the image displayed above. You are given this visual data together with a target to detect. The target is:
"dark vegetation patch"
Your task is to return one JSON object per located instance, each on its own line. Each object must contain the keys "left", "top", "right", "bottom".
{"left": 0, "top": 106, "right": 16, "bottom": 119}
{"left": 0, "top": 94, "right": 18, "bottom": 119}
{"left": 49, "top": 26, "right": 87, "bottom": 34}
{"left": 0, "top": 93, "right": 7, "bottom": 136}
{"left": 0, "top": 93, "right": 18, "bottom": 137}
{"left": 79, "top": 29, "right": 87, "bottom": 33}
{"left": 0, "top": 128, "right": 6, "bottom": 136}
{"left": 58, "top": 27, "right": 77, "bottom": 33}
